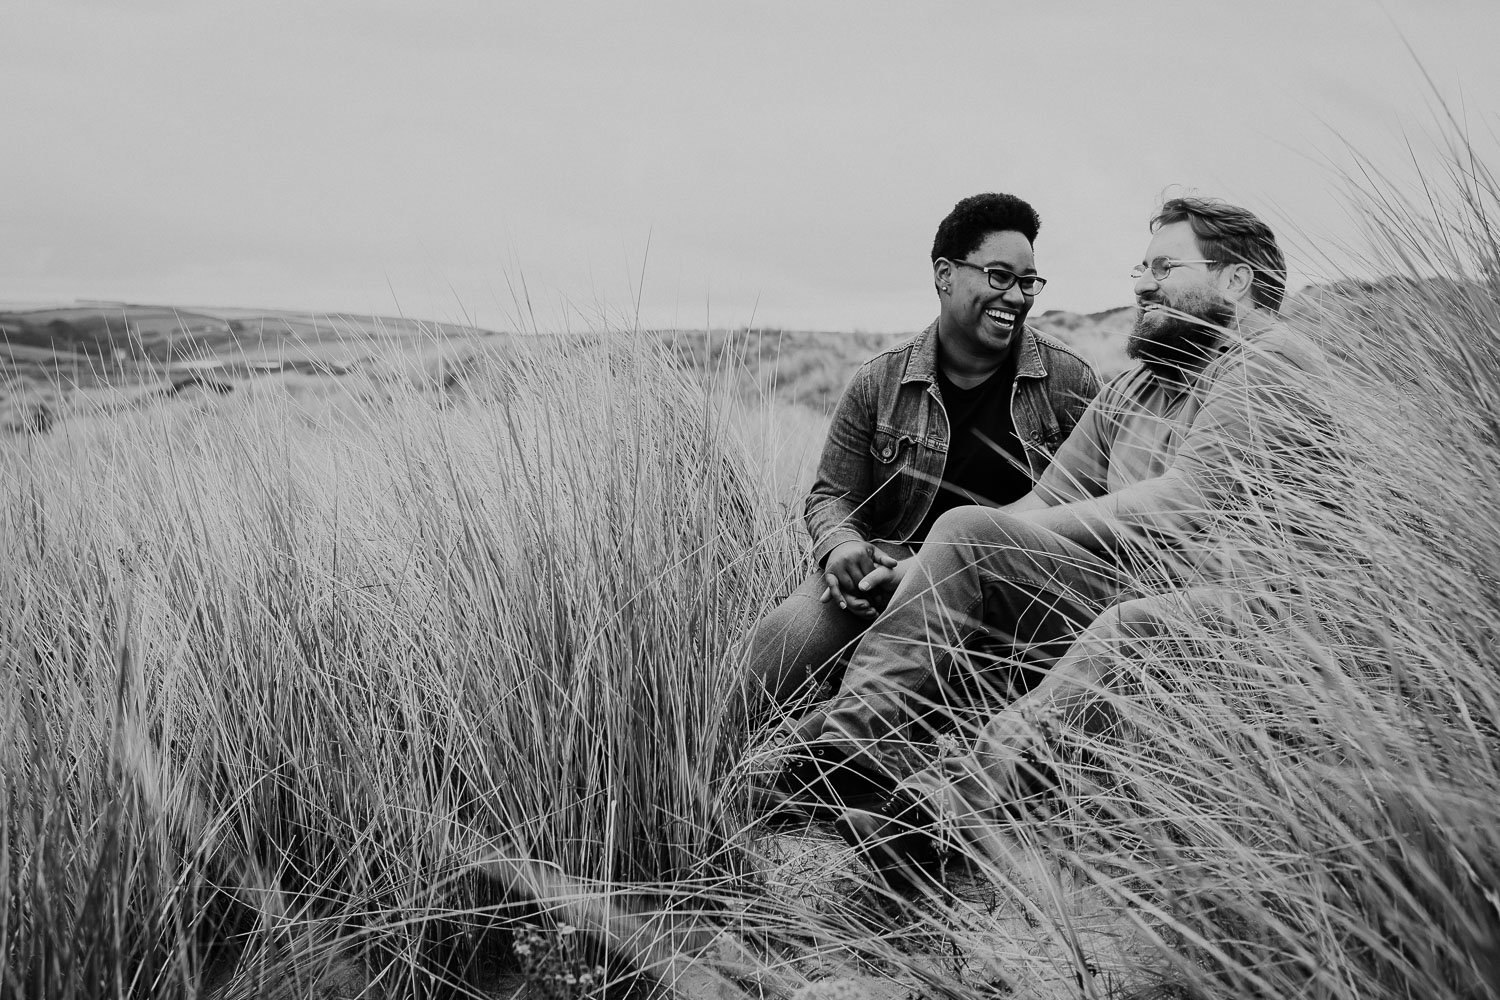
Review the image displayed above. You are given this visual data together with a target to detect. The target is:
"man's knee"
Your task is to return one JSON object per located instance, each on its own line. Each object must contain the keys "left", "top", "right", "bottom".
{"left": 1058, "top": 595, "right": 1196, "bottom": 703}
{"left": 1067, "top": 600, "right": 1167, "bottom": 665}
{"left": 925, "top": 505, "right": 1031, "bottom": 549}
{"left": 1089, "top": 595, "right": 1181, "bottom": 642}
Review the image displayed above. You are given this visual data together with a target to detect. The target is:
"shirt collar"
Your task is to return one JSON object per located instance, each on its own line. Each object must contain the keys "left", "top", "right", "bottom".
{"left": 903, "top": 317, "right": 1048, "bottom": 385}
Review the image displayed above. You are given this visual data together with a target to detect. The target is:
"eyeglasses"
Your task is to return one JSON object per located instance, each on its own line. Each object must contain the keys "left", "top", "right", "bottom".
{"left": 947, "top": 258, "right": 1047, "bottom": 295}
{"left": 1131, "top": 257, "right": 1221, "bottom": 281}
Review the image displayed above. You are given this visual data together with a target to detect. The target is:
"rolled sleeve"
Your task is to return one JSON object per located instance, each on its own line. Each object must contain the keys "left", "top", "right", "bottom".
{"left": 1173, "top": 344, "right": 1321, "bottom": 507}
{"left": 1033, "top": 378, "right": 1120, "bottom": 505}
{"left": 1123, "top": 341, "right": 1325, "bottom": 541}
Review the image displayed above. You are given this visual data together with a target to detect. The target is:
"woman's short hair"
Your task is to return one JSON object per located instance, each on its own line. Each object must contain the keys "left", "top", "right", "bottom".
{"left": 931, "top": 193, "right": 1041, "bottom": 263}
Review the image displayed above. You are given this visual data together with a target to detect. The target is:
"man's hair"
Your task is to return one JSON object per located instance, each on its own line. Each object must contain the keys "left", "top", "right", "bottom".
{"left": 931, "top": 193, "right": 1041, "bottom": 262}
{"left": 1152, "top": 196, "right": 1287, "bottom": 312}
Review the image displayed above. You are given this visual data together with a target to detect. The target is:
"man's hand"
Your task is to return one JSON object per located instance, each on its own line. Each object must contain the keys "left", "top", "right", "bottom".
{"left": 855, "top": 556, "right": 912, "bottom": 605}
{"left": 819, "top": 540, "right": 900, "bottom": 620}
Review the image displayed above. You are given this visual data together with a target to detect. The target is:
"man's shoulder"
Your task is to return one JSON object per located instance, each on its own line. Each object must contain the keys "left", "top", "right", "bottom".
{"left": 1252, "top": 322, "right": 1325, "bottom": 371}
{"left": 1210, "top": 321, "right": 1327, "bottom": 387}
{"left": 1096, "top": 363, "right": 1156, "bottom": 402}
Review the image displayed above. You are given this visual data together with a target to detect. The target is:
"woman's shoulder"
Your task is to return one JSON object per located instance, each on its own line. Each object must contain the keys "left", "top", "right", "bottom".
{"left": 1030, "top": 330, "right": 1095, "bottom": 371}
{"left": 1029, "top": 330, "right": 1102, "bottom": 394}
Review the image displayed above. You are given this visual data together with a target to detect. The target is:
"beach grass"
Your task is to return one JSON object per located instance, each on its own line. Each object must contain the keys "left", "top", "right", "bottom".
{"left": 4, "top": 127, "right": 1499, "bottom": 998}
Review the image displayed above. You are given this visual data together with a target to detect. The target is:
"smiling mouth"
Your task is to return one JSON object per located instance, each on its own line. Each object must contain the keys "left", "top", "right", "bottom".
{"left": 984, "top": 307, "right": 1018, "bottom": 329}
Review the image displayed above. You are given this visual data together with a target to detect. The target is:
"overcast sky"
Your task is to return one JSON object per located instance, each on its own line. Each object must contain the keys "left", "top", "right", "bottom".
{"left": 5, "top": 1, "right": 1498, "bottom": 332}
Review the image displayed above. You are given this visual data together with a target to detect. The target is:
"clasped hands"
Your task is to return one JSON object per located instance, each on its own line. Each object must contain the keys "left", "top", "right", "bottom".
{"left": 819, "top": 540, "right": 912, "bottom": 620}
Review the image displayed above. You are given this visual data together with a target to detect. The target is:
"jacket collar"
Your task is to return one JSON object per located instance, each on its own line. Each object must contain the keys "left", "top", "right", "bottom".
{"left": 903, "top": 316, "right": 1049, "bottom": 385}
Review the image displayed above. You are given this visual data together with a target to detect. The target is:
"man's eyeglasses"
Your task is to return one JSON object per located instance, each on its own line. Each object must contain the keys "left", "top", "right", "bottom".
{"left": 1131, "top": 257, "right": 1221, "bottom": 281}
{"left": 947, "top": 258, "right": 1047, "bottom": 295}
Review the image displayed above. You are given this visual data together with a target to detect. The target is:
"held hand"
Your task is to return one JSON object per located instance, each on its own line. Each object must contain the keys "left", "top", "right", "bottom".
{"left": 856, "top": 553, "right": 910, "bottom": 606}
{"left": 819, "top": 540, "right": 890, "bottom": 619}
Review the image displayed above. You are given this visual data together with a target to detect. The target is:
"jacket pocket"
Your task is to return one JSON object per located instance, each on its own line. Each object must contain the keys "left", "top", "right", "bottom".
{"left": 869, "top": 428, "right": 921, "bottom": 508}
{"left": 870, "top": 428, "right": 911, "bottom": 466}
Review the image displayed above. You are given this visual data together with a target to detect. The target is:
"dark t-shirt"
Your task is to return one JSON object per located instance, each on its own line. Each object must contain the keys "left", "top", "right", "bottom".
{"left": 915, "top": 359, "right": 1031, "bottom": 542}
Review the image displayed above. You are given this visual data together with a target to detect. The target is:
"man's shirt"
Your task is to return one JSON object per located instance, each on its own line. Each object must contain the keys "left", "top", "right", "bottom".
{"left": 1031, "top": 321, "right": 1327, "bottom": 549}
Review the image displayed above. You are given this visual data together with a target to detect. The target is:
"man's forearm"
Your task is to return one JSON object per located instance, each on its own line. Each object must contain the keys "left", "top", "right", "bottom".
{"left": 1019, "top": 472, "right": 1204, "bottom": 553}
{"left": 1021, "top": 498, "right": 1128, "bottom": 551}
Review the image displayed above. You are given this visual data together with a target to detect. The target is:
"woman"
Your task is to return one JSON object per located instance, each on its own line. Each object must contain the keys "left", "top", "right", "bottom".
{"left": 744, "top": 192, "right": 1101, "bottom": 712}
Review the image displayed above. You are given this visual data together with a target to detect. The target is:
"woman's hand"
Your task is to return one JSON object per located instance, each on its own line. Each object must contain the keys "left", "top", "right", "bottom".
{"left": 855, "top": 556, "right": 911, "bottom": 607}
{"left": 819, "top": 541, "right": 901, "bottom": 620}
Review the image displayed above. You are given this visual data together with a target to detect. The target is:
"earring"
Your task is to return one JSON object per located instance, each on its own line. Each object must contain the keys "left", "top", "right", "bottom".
{"left": 940, "top": 284, "right": 951, "bottom": 294}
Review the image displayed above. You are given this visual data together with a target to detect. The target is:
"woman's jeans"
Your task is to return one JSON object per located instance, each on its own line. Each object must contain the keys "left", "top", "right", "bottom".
{"left": 743, "top": 539, "right": 915, "bottom": 712}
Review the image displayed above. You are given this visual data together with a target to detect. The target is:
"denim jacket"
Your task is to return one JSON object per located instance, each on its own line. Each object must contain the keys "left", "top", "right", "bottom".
{"left": 805, "top": 318, "right": 1100, "bottom": 564}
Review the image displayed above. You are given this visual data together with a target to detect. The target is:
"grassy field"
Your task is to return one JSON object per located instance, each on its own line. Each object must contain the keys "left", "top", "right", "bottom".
{"left": 4, "top": 146, "right": 1499, "bottom": 998}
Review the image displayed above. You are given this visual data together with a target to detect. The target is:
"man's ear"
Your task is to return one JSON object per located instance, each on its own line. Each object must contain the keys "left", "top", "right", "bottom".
{"left": 1222, "top": 262, "right": 1256, "bottom": 303}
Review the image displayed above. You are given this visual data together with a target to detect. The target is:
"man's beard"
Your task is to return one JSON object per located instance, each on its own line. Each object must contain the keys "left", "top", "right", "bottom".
{"left": 1127, "top": 291, "right": 1235, "bottom": 377}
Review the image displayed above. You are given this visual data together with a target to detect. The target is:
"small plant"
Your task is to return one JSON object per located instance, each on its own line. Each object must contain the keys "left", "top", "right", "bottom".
{"left": 511, "top": 922, "right": 612, "bottom": 999}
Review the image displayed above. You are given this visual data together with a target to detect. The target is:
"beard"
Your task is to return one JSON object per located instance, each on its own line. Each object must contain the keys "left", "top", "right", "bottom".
{"left": 1127, "top": 289, "right": 1235, "bottom": 376}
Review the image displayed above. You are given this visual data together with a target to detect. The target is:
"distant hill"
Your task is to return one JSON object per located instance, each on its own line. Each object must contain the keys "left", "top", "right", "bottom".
{"left": 0, "top": 304, "right": 237, "bottom": 361}
{"left": 0, "top": 302, "right": 503, "bottom": 388}
{"left": 0, "top": 301, "right": 511, "bottom": 434}
{"left": 0, "top": 302, "right": 492, "bottom": 365}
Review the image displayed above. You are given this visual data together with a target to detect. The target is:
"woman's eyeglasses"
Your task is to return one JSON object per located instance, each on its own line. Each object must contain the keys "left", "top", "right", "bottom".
{"left": 946, "top": 258, "right": 1047, "bottom": 295}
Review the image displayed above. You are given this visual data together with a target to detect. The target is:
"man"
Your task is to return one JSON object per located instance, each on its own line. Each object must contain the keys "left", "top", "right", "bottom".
{"left": 745, "top": 193, "right": 1099, "bottom": 709}
{"left": 769, "top": 196, "right": 1325, "bottom": 885}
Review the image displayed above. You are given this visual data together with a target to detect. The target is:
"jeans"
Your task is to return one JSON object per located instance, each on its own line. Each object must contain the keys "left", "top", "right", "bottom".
{"left": 895, "top": 588, "right": 1267, "bottom": 840}
{"left": 743, "top": 539, "right": 915, "bottom": 711}
{"left": 801, "top": 505, "right": 1128, "bottom": 778}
